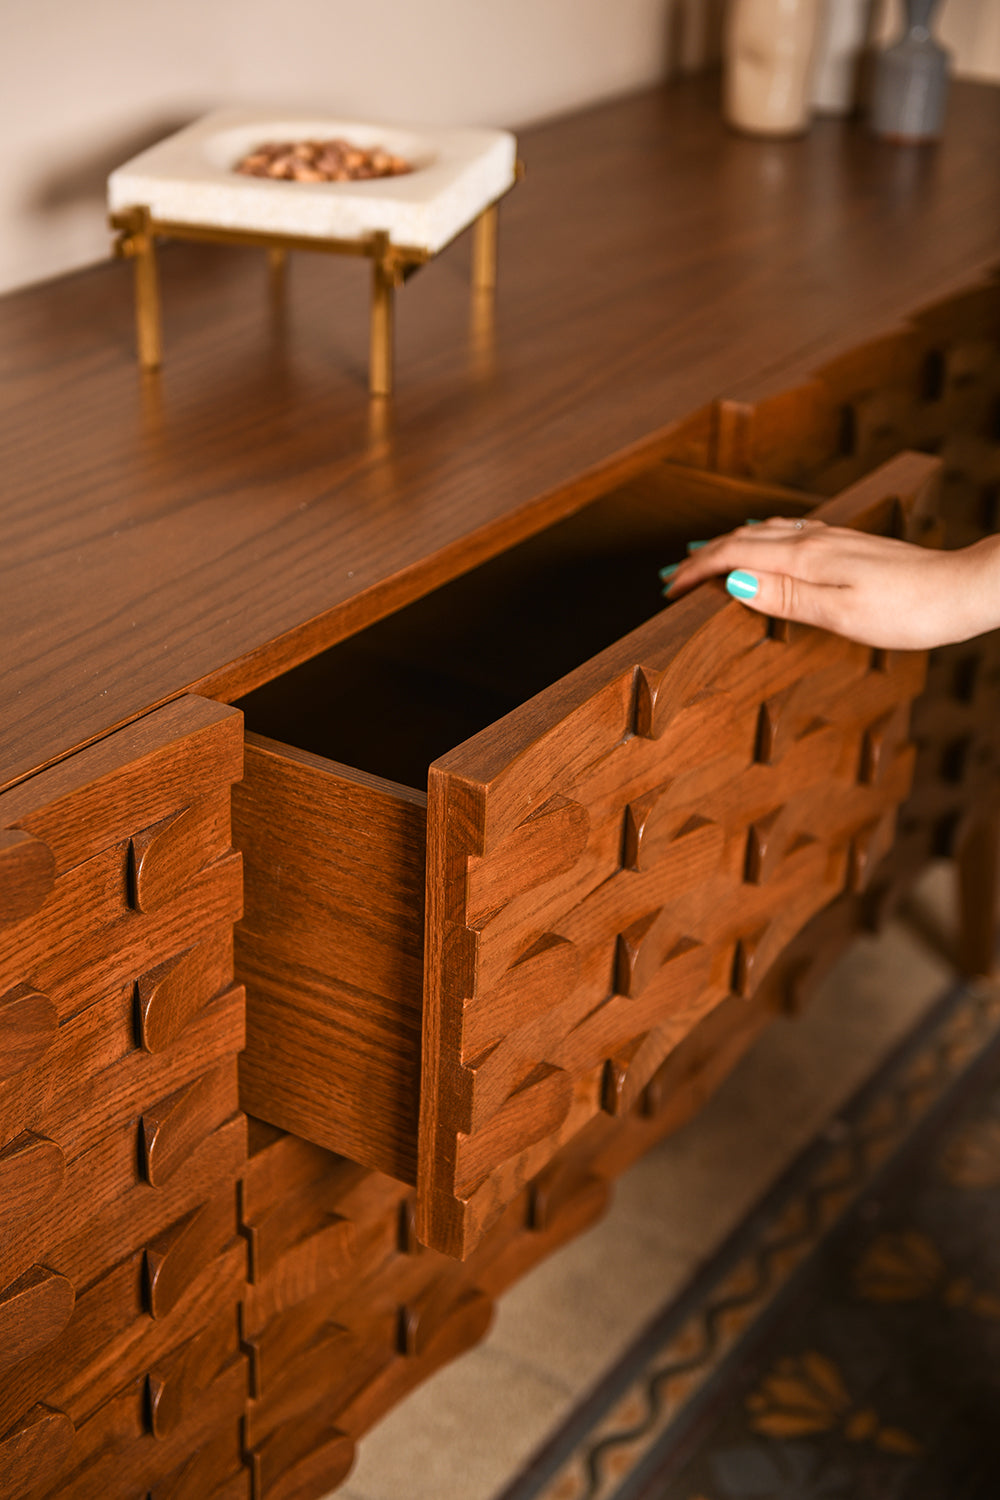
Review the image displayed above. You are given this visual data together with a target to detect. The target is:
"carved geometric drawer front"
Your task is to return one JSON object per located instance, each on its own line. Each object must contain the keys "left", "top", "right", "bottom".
{"left": 0, "top": 696, "right": 248, "bottom": 1499}
{"left": 419, "top": 456, "right": 934, "bottom": 1257}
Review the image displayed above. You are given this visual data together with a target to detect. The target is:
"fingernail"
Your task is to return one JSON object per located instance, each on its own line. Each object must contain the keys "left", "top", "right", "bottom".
{"left": 726, "top": 569, "right": 759, "bottom": 600}
{"left": 658, "top": 562, "right": 680, "bottom": 581}
{"left": 687, "top": 540, "right": 709, "bottom": 552}
{"left": 746, "top": 518, "right": 762, "bottom": 525}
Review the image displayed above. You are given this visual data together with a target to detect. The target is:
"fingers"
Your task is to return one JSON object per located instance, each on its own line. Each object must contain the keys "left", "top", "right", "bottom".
{"left": 717, "top": 568, "right": 853, "bottom": 635}
{"left": 657, "top": 519, "right": 863, "bottom": 642}
{"left": 664, "top": 524, "right": 835, "bottom": 599}
{"left": 660, "top": 520, "right": 900, "bottom": 602}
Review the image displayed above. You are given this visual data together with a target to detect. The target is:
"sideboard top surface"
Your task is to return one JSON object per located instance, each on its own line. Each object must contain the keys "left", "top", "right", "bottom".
{"left": 3, "top": 73, "right": 1000, "bottom": 791}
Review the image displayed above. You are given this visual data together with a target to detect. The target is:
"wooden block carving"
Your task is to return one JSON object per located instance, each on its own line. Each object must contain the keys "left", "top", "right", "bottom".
{"left": 633, "top": 595, "right": 767, "bottom": 740}
{"left": 137, "top": 938, "right": 233, "bottom": 1053}
{"left": 418, "top": 455, "right": 936, "bottom": 1258}
{"left": 0, "top": 1265, "right": 75, "bottom": 1374}
{"left": 624, "top": 799, "right": 722, "bottom": 879}
{"left": 453, "top": 1066, "right": 573, "bottom": 1197}
{"left": 0, "top": 983, "right": 57, "bottom": 1083}
{"left": 846, "top": 811, "right": 897, "bottom": 894}
{"left": 602, "top": 1031, "right": 673, "bottom": 1116}
{"left": 0, "top": 831, "right": 55, "bottom": 930}
{"left": 249, "top": 1418, "right": 355, "bottom": 1500}
{"left": 460, "top": 934, "right": 579, "bottom": 1060}
{"left": 0, "top": 1132, "right": 66, "bottom": 1244}
{"left": 398, "top": 1283, "right": 493, "bottom": 1360}
{"left": 527, "top": 1160, "right": 608, "bottom": 1234}
{"left": 744, "top": 807, "right": 787, "bottom": 885}
{"left": 246, "top": 1205, "right": 355, "bottom": 1288}
{"left": 0, "top": 1402, "right": 74, "bottom": 1500}
{"left": 466, "top": 796, "right": 589, "bottom": 923}
{"left": 858, "top": 709, "right": 901, "bottom": 786}
{"left": 614, "top": 914, "right": 701, "bottom": 1000}
{"left": 130, "top": 797, "right": 230, "bottom": 913}
{"left": 621, "top": 782, "right": 671, "bottom": 871}
{"left": 753, "top": 683, "right": 831, "bottom": 765}
{"left": 151, "top": 1426, "right": 247, "bottom": 1500}
{"left": 146, "top": 1312, "right": 238, "bottom": 1439}
{"left": 144, "top": 1194, "right": 235, "bottom": 1320}
{"left": 732, "top": 926, "right": 770, "bottom": 998}
{"left": 141, "top": 1065, "right": 238, "bottom": 1187}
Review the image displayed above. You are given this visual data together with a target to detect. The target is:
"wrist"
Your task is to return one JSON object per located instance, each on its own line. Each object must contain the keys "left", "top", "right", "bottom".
{"left": 951, "top": 533, "right": 1000, "bottom": 643}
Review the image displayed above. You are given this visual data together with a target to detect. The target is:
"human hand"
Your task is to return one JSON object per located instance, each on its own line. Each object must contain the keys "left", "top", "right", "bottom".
{"left": 660, "top": 517, "right": 1000, "bottom": 651}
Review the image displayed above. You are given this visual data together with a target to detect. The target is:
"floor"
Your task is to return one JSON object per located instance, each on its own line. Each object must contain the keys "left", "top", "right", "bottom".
{"left": 335, "top": 867, "right": 960, "bottom": 1500}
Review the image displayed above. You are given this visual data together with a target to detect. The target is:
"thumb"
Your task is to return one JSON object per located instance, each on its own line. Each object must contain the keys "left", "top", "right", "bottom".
{"left": 725, "top": 568, "right": 848, "bottom": 634}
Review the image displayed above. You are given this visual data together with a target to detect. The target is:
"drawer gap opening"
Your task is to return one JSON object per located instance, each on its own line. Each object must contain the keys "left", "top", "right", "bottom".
{"left": 236, "top": 471, "right": 810, "bottom": 789}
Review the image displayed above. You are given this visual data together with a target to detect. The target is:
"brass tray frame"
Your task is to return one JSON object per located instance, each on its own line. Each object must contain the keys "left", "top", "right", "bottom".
{"left": 110, "top": 166, "right": 520, "bottom": 396}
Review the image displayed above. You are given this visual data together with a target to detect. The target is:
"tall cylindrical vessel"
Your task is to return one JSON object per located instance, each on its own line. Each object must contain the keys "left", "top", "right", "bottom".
{"left": 724, "top": 0, "right": 826, "bottom": 138}
{"left": 811, "top": 0, "right": 872, "bottom": 115}
{"left": 870, "top": 0, "right": 950, "bottom": 142}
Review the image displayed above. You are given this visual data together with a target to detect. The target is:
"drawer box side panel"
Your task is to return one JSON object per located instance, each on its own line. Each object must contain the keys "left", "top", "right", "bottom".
{"left": 234, "top": 735, "right": 426, "bottom": 1185}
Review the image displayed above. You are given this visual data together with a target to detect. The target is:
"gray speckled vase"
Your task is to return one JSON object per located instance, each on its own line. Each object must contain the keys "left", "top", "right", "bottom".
{"left": 869, "top": 0, "right": 951, "bottom": 142}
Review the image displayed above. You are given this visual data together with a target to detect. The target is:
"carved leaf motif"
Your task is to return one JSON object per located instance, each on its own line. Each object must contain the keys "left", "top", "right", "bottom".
{"left": 0, "top": 830, "right": 56, "bottom": 927}
{"left": 466, "top": 795, "right": 590, "bottom": 923}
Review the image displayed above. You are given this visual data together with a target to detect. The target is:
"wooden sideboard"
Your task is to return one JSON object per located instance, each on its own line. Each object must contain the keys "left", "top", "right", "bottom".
{"left": 1, "top": 72, "right": 999, "bottom": 1499}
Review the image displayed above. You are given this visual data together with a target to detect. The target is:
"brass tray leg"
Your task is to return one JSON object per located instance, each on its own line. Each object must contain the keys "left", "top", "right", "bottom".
{"left": 370, "top": 232, "right": 398, "bottom": 398}
{"left": 117, "top": 207, "right": 163, "bottom": 371}
{"left": 472, "top": 204, "right": 498, "bottom": 293}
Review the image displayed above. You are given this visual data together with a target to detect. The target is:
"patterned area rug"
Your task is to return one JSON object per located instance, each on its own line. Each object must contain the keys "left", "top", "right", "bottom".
{"left": 497, "top": 978, "right": 1000, "bottom": 1500}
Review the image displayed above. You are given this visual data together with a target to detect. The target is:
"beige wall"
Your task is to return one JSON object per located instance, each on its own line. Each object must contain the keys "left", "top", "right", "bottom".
{"left": 1, "top": 0, "right": 995, "bottom": 298}
{"left": 0, "top": 0, "right": 722, "bottom": 295}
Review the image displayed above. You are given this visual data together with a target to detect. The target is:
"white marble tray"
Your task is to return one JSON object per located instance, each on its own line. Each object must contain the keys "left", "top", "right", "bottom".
{"left": 108, "top": 109, "right": 517, "bottom": 255}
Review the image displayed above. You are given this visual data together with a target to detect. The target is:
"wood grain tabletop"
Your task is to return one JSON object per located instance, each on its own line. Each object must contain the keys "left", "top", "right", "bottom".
{"left": 2, "top": 72, "right": 999, "bottom": 792}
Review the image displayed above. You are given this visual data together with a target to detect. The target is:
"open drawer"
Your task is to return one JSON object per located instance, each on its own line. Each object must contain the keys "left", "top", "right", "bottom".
{"left": 232, "top": 451, "right": 939, "bottom": 1257}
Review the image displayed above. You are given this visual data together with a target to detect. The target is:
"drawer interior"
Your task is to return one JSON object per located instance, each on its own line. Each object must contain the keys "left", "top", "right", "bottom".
{"left": 236, "top": 471, "right": 811, "bottom": 789}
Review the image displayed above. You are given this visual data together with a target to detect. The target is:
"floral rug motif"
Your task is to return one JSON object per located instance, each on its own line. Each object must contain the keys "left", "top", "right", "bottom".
{"left": 497, "top": 978, "right": 1000, "bottom": 1500}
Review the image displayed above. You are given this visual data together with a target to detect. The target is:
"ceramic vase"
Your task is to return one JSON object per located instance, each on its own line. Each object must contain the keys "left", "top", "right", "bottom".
{"left": 811, "top": 0, "right": 872, "bottom": 114}
{"left": 724, "top": 0, "right": 826, "bottom": 138}
{"left": 869, "top": 0, "right": 950, "bottom": 141}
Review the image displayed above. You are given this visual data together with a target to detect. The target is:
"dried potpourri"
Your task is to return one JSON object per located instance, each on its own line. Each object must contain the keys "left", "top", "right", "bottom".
{"left": 234, "top": 138, "right": 412, "bottom": 183}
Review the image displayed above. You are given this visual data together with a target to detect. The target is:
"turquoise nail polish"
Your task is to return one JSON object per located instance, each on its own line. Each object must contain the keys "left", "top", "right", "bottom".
{"left": 746, "top": 518, "right": 762, "bottom": 525}
{"left": 687, "top": 540, "right": 709, "bottom": 552}
{"left": 658, "top": 562, "right": 680, "bottom": 581}
{"left": 726, "top": 569, "right": 759, "bottom": 600}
